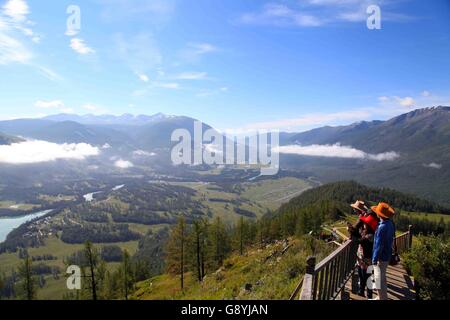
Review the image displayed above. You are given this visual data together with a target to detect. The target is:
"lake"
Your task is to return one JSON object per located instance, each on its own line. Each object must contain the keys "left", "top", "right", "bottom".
{"left": 0, "top": 209, "right": 53, "bottom": 243}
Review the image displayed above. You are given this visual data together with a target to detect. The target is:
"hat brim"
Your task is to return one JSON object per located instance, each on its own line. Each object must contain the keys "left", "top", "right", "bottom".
{"left": 371, "top": 206, "right": 394, "bottom": 219}
{"left": 350, "top": 203, "right": 366, "bottom": 212}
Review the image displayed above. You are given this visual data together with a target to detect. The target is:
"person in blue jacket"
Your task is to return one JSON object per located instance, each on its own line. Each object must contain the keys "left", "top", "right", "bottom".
{"left": 371, "top": 202, "right": 395, "bottom": 300}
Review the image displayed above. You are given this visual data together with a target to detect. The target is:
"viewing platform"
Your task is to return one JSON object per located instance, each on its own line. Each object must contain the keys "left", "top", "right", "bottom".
{"left": 291, "top": 225, "right": 415, "bottom": 301}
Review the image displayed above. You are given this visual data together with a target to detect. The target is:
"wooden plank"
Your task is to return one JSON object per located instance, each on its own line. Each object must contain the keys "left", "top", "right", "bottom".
{"left": 317, "top": 269, "right": 325, "bottom": 301}
{"left": 322, "top": 263, "right": 330, "bottom": 300}
{"left": 299, "top": 274, "right": 314, "bottom": 300}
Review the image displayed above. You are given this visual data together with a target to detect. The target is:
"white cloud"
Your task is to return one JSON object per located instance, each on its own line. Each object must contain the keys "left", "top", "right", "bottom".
{"left": 2, "top": 0, "right": 29, "bottom": 22}
{"left": 153, "top": 82, "right": 180, "bottom": 89}
{"left": 240, "top": 3, "right": 323, "bottom": 27}
{"left": 175, "top": 71, "right": 208, "bottom": 80}
{"left": 196, "top": 86, "right": 229, "bottom": 98}
{"left": 35, "top": 100, "right": 64, "bottom": 109}
{"left": 0, "top": 32, "right": 32, "bottom": 64}
{"left": 114, "top": 159, "right": 134, "bottom": 169}
{"left": 395, "top": 96, "right": 415, "bottom": 108}
{"left": 188, "top": 42, "right": 217, "bottom": 55}
{"left": 378, "top": 95, "right": 416, "bottom": 108}
{"left": 133, "top": 150, "right": 156, "bottom": 157}
{"left": 378, "top": 91, "right": 450, "bottom": 112}
{"left": 423, "top": 162, "right": 442, "bottom": 169}
{"left": 61, "top": 108, "right": 74, "bottom": 113}
{"left": 179, "top": 42, "right": 218, "bottom": 63}
{"left": 35, "top": 99, "right": 74, "bottom": 113}
{"left": 82, "top": 103, "right": 107, "bottom": 114}
{"left": 238, "top": 0, "right": 413, "bottom": 28}
{"left": 0, "top": 140, "right": 100, "bottom": 164}
{"left": 0, "top": 1, "right": 42, "bottom": 58}
{"left": 136, "top": 72, "right": 149, "bottom": 82}
{"left": 275, "top": 144, "right": 400, "bottom": 161}
{"left": 70, "top": 38, "right": 95, "bottom": 55}
{"left": 114, "top": 33, "right": 161, "bottom": 72}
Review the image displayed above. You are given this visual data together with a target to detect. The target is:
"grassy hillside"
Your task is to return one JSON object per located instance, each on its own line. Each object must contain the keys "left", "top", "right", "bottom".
{"left": 133, "top": 237, "right": 332, "bottom": 300}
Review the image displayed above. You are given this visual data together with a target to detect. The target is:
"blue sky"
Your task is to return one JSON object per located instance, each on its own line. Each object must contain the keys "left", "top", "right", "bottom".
{"left": 0, "top": 0, "right": 449, "bottom": 132}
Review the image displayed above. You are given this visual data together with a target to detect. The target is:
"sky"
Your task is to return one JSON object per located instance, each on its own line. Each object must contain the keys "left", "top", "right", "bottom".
{"left": 0, "top": 0, "right": 449, "bottom": 133}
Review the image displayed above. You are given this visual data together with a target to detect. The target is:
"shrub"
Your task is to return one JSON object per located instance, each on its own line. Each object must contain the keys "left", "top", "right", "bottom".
{"left": 404, "top": 235, "right": 450, "bottom": 300}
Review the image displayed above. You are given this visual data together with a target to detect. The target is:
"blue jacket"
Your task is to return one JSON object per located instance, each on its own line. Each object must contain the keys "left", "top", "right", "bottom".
{"left": 372, "top": 219, "right": 395, "bottom": 263}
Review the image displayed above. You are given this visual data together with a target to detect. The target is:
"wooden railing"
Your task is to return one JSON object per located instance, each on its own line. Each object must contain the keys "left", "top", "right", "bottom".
{"left": 394, "top": 225, "right": 413, "bottom": 255}
{"left": 297, "top": 239, "right": 358, "bottom": 300}
{"left": 292, "top": 225, "right": 413, "bottom": 300}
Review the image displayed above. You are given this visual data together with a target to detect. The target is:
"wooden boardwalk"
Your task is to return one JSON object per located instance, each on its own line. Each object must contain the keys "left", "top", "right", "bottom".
{"left": 294, "top": 227, "right": 415, "bottom": 301}
{"left": 345, "top": 263, "right": 416, "bottom": 300}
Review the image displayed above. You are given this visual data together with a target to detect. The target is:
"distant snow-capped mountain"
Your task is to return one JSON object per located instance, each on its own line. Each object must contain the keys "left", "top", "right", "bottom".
{"left": 43, "top": 112, "right": 173, "bottom": 126}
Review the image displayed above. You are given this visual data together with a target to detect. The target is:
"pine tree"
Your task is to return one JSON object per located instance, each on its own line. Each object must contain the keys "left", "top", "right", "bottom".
{"left": 83, "top": 241, "right": 102, "bottom": 300}
{"left": 200, "top": 219, "right": 210, "bottom": 279}
{"left": 210, "top": 217, "right": 230, "bottom": 267}
{"left": 119, "top": 250, "right": 133, "bottom": 300}
{"left": 236, "top": 217, "right": 247, "bottom": 255}
{"left": 102, "top": 270, "right": 120, "bottom": 300}
{"left": 18, "top": 255, "right": 36, "bottom": 300}
{"left": 188, "top": 219, "right": 209, "bottom": 282}
{"left": 165, "top": 217, "right": 188, "bottom": 290}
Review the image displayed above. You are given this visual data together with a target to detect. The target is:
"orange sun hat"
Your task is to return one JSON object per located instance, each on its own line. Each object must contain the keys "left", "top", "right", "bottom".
{"left": 371, "top": 202, "right": 395, "bottom": 219}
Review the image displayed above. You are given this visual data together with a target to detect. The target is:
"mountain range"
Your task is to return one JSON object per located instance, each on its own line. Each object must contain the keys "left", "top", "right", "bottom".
{"left": 284, "top": 106, "right": 450, "bottom": 154}
{"left": 0, "top": 113, "right": 211, "bottom": 151}
{"left": 0, "top": 132, "right": 23, "bottom": 145}
{"left": 0, "top": 106, "right": 449, "bottom": 205}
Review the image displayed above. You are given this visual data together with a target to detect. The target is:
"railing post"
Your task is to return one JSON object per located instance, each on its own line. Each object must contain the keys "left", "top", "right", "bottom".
{"left": 300, "top": 256, "right": 316, "bottom": 300}
{"left": 408, "top": 225, "right": 413, "bottom": 249}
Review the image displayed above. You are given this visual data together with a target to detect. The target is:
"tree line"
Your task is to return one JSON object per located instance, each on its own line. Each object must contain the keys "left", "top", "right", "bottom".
{"left": 285, "top": 181, "right": 450, "bottom": 214}
{"left": 164, "top": 200, "right": 344, "bottom": 291}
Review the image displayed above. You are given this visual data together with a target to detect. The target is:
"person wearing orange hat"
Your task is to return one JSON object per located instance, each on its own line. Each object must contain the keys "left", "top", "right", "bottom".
{"left": 371, "top": 202, "right": 395, "bottom": 300}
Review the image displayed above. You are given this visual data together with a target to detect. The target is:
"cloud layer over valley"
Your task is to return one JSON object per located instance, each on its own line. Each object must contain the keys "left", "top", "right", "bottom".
{"left": 0, "top": 140, "right": 100, "bottom": 164}
{"left": 276, "top": 144, "right": 400, "bottom": 161}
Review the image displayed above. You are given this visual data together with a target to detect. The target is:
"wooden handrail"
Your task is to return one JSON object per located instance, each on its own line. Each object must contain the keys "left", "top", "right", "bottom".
{"left": 315, "top": 240, "right": 353, "bottom": 273}
{"left": 293, "top": 224, "right": 414, "bottom": 300}
{"left": 289, "top": 277, "right": 304, "bottom": 300}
